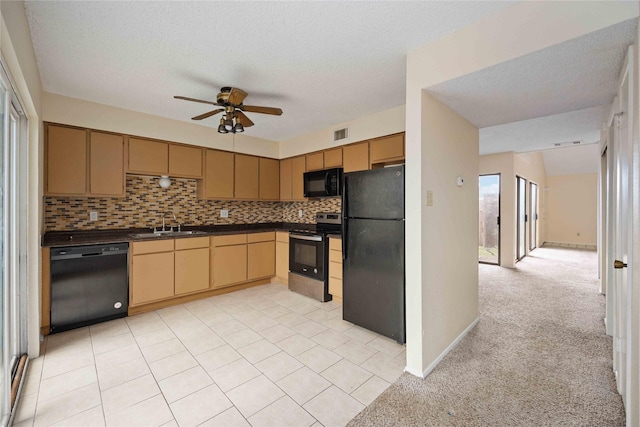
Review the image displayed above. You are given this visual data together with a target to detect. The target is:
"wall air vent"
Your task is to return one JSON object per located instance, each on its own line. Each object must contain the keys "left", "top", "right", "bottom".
{"left": 334, "top": 127, "right": 349, "bottom": 141}
{"left": 553, "top": 140, "right": 583, "bottom": 147}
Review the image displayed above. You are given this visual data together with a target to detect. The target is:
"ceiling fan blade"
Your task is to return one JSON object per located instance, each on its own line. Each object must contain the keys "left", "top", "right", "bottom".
{"left": 228, "top": 88, "right": 248, "bottom": 106}
{"left": 174, "top": 95, "right": 220, "bottom": 106}
{"left": 191, "top": 109, "right": 224, "bottom": 120}
{"left": 240, "top": 105, "right": 283, "bottom": 116}
{"left": 235, "top": 110, "right": 254, "bottom": 127}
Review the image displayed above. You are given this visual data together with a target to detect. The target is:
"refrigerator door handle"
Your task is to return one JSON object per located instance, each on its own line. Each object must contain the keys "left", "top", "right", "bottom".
{"left": 342, "top": 176, "right": 348, "bottom": 260}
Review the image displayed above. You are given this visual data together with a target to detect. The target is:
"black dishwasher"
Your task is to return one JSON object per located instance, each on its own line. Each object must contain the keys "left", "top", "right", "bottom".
{"left": 50, "top": 243, "right": 129, "bottom": 334}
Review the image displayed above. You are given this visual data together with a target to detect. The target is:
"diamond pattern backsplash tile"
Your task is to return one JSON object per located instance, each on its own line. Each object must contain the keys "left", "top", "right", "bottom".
{"left": 44, "top": 176, "right": 342, "bottom": 231}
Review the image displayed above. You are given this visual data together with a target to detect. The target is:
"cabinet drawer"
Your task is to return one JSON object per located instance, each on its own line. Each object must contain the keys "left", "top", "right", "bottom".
{"left": 329, "top": 250, "right": 342, "bottom": 264}
{"left": 248, "top": 231, "right": 275, "bottom": 243}
{"left": 329, "top": 260, "right": 342, "bottom": 279}
{"left": 329, "top": 237, "right": 342, "bottom": 251}
{"left": 175, "top": 236, "right": 209, "bottom": 250}
{"left": 132, "top": 239, "right": 174, "bottom": 255}
{"left": 276, "top": 231, "right": 289, "bottom": 243}
{"left": 212, "top": 234, "right": 247, "bottom": 247}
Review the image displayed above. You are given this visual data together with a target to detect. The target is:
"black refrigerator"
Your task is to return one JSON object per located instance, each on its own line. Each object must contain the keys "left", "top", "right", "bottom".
{"left": 342, "top": 165, "right": 405, "bottom": 344}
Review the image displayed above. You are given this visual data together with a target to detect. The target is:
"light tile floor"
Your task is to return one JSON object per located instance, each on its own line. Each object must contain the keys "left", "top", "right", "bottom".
{"left": 14, "top": 283, "right": 406, "bottom": 427}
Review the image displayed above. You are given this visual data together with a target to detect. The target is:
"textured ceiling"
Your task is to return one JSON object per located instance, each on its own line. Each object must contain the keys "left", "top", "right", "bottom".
{"left": 24, "top": 0, "right": 515, "bottom": 142}
{"left": 429, "top": 18, "right": 637, "bottom": 129}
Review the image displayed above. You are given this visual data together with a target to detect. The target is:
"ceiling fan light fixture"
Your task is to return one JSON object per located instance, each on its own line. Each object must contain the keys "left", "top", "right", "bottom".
{"left": 217, "top": 118, "right": 228, "bottom": 134}
{"left": 234, "top": 123, "right": 244, "bottom": 133}
{"left": 224, "top": 117, "right": 234, "bottom": 131}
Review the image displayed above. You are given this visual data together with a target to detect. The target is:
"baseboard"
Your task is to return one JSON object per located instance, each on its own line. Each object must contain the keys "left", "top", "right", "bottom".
{"left": 404, "top": 317, "right": 480, "bottom": 379}
{"left": 542, "top": 241, "right": 597, "bottom": 250}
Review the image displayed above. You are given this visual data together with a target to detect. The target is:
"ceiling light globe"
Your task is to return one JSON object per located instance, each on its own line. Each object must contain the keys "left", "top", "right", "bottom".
{"left": 217, "top": 124, "right": 228, "bottom": 134}
{"left": 234, "top": 123, "right": 244, "bottom": 133}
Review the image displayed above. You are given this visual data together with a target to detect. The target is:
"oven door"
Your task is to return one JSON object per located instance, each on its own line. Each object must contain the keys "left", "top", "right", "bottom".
{"left": 289, "top": 233, "right": 325, "bottom": 281}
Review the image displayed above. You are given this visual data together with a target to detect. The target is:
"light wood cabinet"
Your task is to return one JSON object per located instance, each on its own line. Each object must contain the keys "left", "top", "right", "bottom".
{"left": 369, "top": 133, "right": 404, "bottom": 166}
{"left": 128, "top": 138, "right": 169, "bottom": 174}
{"left": 199, "top": 149, "right": 234, "bottom": 199}
{"left": 89, "top": 131, "right": 125, "bottom": 197}
{"left": 248, "top": 241, "right": 275, "bottom": 280}
{"left": 323, "top": 148, "right": 343, "bottom": 168}
{"left": 328, "top": 237, "right": 343, "bottom": 301}
{"left": 275, "top": 232, "right": 289, "bottom": 284}
{"left": 131, "top": 240, "right": 175, "bottom": 306}
{"left": 279, "top": 158, "right": 293, "bottom": 201}
{"left": 175, "top": 247, "right": 210, "bottom": 295}
{"left": 343, "top": 142, "right": 369, "bottom": 173}
{"left": 45, "top": 125, "right": 87, "bottom": 195}
{"left": 259, "top": 158, "right": 280, "bottom": 200}
{"left": 169, "top": 145, "right": 203, "bottom": 178}
{"left": 291, "top": 156, "right": 306, "bottom": 201}
{"left": 211, "top": 234, "right": 248, "bottom": 288}
{"left": 306, "top": 152, "right": 324, "bottom": 171}
{"left": 235, "top": 154, "right": 259, "bottom": 199}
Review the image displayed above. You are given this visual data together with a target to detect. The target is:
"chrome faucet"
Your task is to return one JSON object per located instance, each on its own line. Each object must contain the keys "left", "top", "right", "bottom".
{"left": 161, "top": 211, "right": 177, "bottom": 232}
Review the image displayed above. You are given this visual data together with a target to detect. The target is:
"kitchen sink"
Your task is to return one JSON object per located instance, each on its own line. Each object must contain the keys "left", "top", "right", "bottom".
{"left": 129, "top": 230, "right": 206, "bottom": 239}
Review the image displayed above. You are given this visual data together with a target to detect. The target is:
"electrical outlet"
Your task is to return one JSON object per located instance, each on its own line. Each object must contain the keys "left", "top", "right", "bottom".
{"left": 298, "top": 210, "right": 303, "bottom": 218}
{"left": 220, "top": 209, "right": 229, "bottom": 218}
{"left": 89, "top": 211, "right": 98, "bottom": 221}
{"left": 426, "top": 191, "right": 433, "bottom": 207}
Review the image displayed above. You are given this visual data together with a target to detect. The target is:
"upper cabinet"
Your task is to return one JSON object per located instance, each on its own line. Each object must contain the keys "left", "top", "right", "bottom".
{"left": 305, "top": 152, "right": 324, "bottom": 171}
{"left": 369, "top": 133, "right": 404, "bottom": 167}
{"left": 45, "top": 124, "right": 125, "bottom": 197}
{"left": 235, "top": 154, "right": 260, "bottom": 200}
{"left": 343, "top": 142, "right": 369, "bottom": 173}
{"left": 323, "top": 148, "right": 343, "bottom": 168}
{"left": 128, "top": 138, "right": 203, "bottom": 178}
{"left": 279, "top": 155, "right": 306, "bottom": 201}
{"left": 259, "top": 158, "right": 280, "bottom": 200}
{"left": 89, "top": 131, "right": 125, "bottom": 197}
{"left": 127, "top": 138, "right": 168, "bottom": 175}
{"left": 199, "top": 149, "right": 234, "bottom": 199}
{"left": 169, "top": 145, "right": 203, "bottom": 178}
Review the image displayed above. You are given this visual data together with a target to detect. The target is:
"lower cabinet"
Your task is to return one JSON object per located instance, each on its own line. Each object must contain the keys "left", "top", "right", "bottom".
{"left": 212, "top": 236, "right": 248, "bottom": 289}
{"left": 248, "top": 232, "right": 276, "bottom": 280}
{"left": 328, "top": 237, "right": 343, "bottom": 301}
{"left": 175, "top": 237, "right": 210, "bottom": 295}
{"left": 275, "top": 231, "right": 289, "bottom": 284}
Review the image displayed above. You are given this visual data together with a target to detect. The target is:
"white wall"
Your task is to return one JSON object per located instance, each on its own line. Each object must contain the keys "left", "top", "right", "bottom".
{"left": 405, "top": 0, "right": 637, "bottom": 376}
{"left": 1, "top": 0, "right": 43, "bottom": 358}
{"left": 546, "top": 174, "right": 597, "bottom": 246}
{"left": 279, "top": 104, "right": 405, "bottom": 158}
{"left": 42, "top": 92, "right": 280, "bottom": 159}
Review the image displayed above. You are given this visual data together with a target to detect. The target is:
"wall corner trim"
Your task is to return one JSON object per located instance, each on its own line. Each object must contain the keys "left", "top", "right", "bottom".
{"left": 408, "top": 317, "right": 480, "bottom": 379}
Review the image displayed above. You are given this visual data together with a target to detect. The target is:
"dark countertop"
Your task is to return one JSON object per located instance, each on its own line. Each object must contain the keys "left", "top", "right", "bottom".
{"left": 42, "top": 222, "right": 319, "bottom": 247}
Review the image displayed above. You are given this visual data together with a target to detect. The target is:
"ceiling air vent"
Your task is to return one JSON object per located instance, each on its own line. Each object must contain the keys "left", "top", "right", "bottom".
{"left": 334, "top": 127, "right": 349, "bottom": 142}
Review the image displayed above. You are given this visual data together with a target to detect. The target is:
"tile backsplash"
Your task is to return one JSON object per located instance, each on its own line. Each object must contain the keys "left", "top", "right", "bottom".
{"left": 45, "top": 176, "right": 342, "bottom": 231}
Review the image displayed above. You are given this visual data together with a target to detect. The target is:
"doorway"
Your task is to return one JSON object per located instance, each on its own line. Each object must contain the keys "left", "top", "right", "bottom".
{"left": 516, "top": 176, "right": 527, "bottom": 261}
{"left": 529, "top": 182, "right": 538, "bottom": 251}
{"left": 479, "top": 174, "right": 500, "bottom": 265}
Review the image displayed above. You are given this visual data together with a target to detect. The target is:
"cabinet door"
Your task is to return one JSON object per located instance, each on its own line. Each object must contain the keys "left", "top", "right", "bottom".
{"left": 203, "top": 149, "right": 234, "bottom": 199}
{"left": 291, "top": 156, "right": 306, "bottom": 201}
{"left": 131, "top": 252, "right": 174, "bottom": 305}
{"left": 305, "top": 152, "right": 324, "bottom": 171}
{"left": 90, "top": 131, "right": 125, "bottom": 196}
{"left": 46, "top": 125, "right": 87, "bottom": 195}
{"left": 212, "top": 245, "right": 247, "bottom": 288}
{"left": 169, "top": 145, "right": 203, "bottom": 178}
{"left": 343, "top": 142, "right": 369, "bottom": 173}
{"left": 323, "top": 148, "right": 343, "bottom": 168}
{"left": 279, "top": 158, "right": 292, "bottom": 201}
{"left": 369, "top": 133, "right": 404, "bottom": 165}
{"left": 235, "top": 154, "right": 259, "bottom": 199}
{"left": 248, "top": 241, "right": 275, "bottom": 280}
{"left": 128, "top": 138, "right": 169, "bottom": 174}
{"left": 275, "top": 240, "right": 289, "bottom": 283}
{"left": 175, "top": 248, "right": 210, "bottom": 295}
{"left": 259, "top": 158, "right": 280, "bottom": 200}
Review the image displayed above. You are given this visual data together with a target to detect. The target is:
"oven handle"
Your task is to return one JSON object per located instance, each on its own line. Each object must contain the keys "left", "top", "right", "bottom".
{"left": 290, "top": 234, "right": 323, "bottom": 242}
{"left": 324, "top": 172, "right": 331, "bottom": 196}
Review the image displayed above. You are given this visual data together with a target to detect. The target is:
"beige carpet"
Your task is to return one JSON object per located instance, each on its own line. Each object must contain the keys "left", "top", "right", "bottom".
{"left": 348, "top": 246, "right": 625, "bottom": 426}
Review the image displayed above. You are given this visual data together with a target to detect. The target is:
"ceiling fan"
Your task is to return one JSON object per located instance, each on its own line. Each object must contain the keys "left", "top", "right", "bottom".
{"left": 174, "top": 87, "right": 283, "bottom": 134}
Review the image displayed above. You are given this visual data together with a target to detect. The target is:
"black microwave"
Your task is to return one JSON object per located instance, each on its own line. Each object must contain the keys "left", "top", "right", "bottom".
{"left": 303, "top": 168, "right": 343, "bottom": 198}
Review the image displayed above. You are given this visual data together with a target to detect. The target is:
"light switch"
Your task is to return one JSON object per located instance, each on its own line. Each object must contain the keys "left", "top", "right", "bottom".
{"left": 426, "top": 191, "right": 433, "bottom": 207}
{"left": 220, "top": 209, "right": 229, "bottom": 218}
{"left": 89, "top": 211, "right": 98, "bottom": 221}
